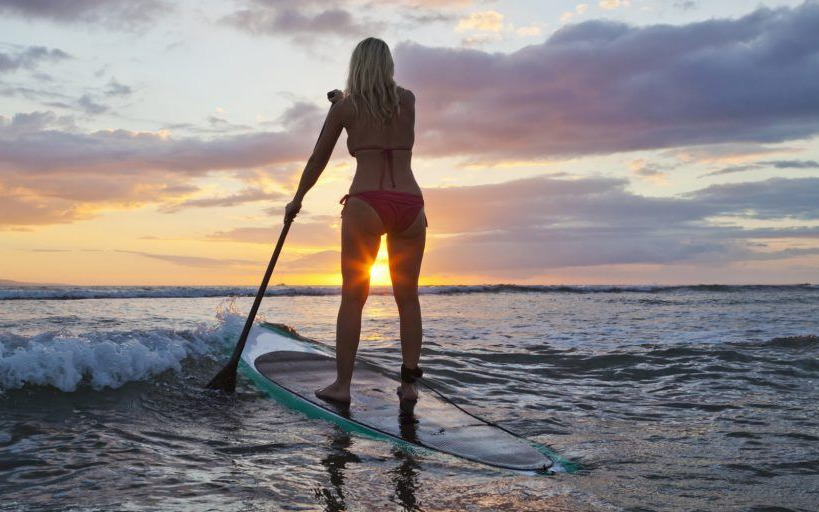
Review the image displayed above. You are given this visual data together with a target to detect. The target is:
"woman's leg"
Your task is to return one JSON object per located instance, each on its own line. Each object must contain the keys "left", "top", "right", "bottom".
{"left": 387, "top": 208, "right": 426, "bottom": 401}
{"left": 315, "top": 197, "right": 384, "bottom": 403}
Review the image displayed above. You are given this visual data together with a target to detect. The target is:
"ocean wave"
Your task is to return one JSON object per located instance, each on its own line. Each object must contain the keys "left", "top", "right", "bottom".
{"left": 0, "top": 303, "right": 244, "bottom": 393}
{"left": 756, "top": 334, "right": 819, "bottom": 349}
{"left": 0, "top": 283, "right": 816, "bottom": 300}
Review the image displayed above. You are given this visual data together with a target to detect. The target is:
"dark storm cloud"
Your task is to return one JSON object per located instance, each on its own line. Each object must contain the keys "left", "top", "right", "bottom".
{"left": 0, "top": 0, "right": 171, "bottom": 29}
{"left": 394, "top": 1, "right": 819, "bottom": 161}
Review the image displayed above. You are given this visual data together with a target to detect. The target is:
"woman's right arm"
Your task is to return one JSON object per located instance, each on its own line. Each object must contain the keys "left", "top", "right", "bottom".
{"left": 284, "top": 94, "right": 346, "bottom": 221}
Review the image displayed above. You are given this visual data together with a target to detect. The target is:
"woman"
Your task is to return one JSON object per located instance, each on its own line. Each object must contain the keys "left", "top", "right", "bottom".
{"left": 284, "top": 37, "right": 426, "bottom": 407}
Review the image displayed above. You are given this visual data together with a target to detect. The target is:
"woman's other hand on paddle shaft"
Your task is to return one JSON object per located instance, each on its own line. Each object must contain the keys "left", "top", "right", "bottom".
{"left": 327, "top": 89, "right": 344, "bottom": 104}
{"left": 284, "top": 199, "right": 302, "bottom": 223}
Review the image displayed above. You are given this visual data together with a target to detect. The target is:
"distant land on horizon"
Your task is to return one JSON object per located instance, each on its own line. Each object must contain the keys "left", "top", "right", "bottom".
{"left": 0, "top": 279, "right": 71, "bottom": 287}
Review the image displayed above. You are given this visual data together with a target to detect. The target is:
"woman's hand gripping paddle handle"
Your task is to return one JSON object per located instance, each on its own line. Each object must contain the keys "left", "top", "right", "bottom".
{"left": 205, "top": 91, "right": 340, "bottom": 393}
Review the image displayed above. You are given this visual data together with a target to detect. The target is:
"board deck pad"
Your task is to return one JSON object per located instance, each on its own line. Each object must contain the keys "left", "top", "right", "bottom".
{"left": 253, "top": 348, "right": 553, "bottom": 472}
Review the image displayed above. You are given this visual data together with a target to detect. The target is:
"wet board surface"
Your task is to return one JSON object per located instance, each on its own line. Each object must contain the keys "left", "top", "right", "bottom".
{"left": 240, "top": 322, "right": 554, "bottom": 472}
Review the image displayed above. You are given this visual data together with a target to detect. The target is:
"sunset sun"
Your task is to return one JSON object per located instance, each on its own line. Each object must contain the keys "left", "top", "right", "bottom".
{"left": 369, "top": 241, "right": 391, "bottom": 286}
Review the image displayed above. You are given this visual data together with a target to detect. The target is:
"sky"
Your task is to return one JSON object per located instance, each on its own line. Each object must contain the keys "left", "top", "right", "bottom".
{"left": 1, "top": 0, "right": 818, "bottom": 286}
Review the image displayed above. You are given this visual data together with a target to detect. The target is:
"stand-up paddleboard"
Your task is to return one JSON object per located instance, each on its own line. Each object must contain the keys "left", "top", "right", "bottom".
{"left": 239, "top": 322, "right": 571, "bottom": 473}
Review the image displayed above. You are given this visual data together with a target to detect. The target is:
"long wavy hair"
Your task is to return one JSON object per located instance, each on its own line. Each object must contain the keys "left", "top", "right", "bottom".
{"left": 345, "top": 37, "right": 401, "bottom": 126}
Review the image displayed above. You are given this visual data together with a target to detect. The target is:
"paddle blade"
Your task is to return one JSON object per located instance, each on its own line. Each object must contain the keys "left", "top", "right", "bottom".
{"left": 205, "top": 359, "right": 238, "bottom": 392}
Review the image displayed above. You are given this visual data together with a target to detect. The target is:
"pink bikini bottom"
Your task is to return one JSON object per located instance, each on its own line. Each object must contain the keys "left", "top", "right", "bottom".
{"left": 340, "top": 190, "right": 427, "bottom": 235}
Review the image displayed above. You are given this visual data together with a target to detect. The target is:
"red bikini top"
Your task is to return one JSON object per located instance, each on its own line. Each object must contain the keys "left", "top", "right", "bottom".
{"left": 350, "top": 146, "right": 413, "bottom": 189}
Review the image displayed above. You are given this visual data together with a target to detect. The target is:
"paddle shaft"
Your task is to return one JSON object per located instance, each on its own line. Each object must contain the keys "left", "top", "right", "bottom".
{"left": 206, "top": 93, "right": 338, "bottom": 391}
{"left": 236, "top": 219, "right": 291, "bottom": 359}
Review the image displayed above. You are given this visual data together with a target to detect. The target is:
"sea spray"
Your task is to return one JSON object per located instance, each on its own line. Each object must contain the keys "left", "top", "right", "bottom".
{"left": 0, "top": 299, "right": 245, "bottom": 393}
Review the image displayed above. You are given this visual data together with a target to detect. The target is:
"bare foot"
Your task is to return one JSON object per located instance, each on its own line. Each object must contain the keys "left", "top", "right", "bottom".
{"left": 396, "top": 382, "right": 418, "bottom": 402}
{"left": 315, "top": 381, "right": 351, "bottom": 404}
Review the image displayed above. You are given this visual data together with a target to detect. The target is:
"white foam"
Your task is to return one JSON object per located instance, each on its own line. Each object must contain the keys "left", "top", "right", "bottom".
{"left": 0, "top": 301, "right": 244, "bottom": 393}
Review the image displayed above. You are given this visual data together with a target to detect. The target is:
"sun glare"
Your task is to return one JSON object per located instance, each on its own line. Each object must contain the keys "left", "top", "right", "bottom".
{"left": 369, "top": 239, "right": 391, "bottom": 286}
{"left": 369, "top": 262, "right": 391, "bottom": 285}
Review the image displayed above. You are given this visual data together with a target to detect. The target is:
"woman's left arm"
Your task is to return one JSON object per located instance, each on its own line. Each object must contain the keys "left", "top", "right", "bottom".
{"left": 285, "top": 97, "right": 345, "bottom": 221}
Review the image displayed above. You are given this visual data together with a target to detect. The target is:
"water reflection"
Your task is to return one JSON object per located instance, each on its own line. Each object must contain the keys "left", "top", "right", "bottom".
{"left": 316, "top": 426, "right": 360, "bottom": 511}
{"left": 391, "top": 409, "right": 423, "bottom": 510}
{"left": 316, "top": 408, "right": 423, "bottom": 511}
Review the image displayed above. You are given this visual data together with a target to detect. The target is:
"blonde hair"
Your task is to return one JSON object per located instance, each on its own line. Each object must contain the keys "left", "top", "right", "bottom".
{"left": 345, "top": 37, "right": 401, "bottom": 126}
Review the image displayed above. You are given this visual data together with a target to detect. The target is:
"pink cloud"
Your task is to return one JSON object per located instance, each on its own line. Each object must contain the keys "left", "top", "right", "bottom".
{"left": 394, "top": 2, "right": 819, "bottom": 161}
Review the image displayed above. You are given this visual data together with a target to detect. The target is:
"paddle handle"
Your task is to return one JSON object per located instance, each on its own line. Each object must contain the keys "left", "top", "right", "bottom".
{"left": 221, "top": 93, "right": 337, "bottom": 366}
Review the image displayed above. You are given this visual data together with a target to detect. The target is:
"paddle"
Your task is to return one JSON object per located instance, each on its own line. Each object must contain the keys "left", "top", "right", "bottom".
{"left": 205, "top": 91, "right": 340, "bottom": 393}
{"left": 205, "top": 217, "right": 294, "bottom": 392}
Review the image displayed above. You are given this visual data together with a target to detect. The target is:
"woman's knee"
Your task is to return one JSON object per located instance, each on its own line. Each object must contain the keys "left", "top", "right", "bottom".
{"left": 341, "top": 279, "right": 370, "bottom": 308}
{"left": 393, "top": 286, "right": 419, "bottom": 312}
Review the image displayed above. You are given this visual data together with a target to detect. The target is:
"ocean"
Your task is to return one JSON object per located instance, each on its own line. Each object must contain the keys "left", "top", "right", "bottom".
{"left": 1, "top": 284, "right": 817, "bottom": 511}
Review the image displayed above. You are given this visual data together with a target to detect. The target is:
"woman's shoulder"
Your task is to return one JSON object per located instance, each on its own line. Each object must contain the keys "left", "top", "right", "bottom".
{"left": 397, "top": 85, "right": 415, "bottom": 104}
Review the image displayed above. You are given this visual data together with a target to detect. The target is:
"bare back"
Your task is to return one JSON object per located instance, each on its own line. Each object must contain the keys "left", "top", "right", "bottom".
{"left": 338, "top": 87, "right": 421, "bottom": 196}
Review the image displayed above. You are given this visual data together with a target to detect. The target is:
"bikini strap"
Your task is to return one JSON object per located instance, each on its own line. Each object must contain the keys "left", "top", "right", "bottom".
{"left": 381, "top": 118, "right": 397, "bottom": 190}
{"left": 381, "top": 148, "right": 397, "bottom": 190}
{"left": 339, "top": 194, "right": 349, "bottom": 205}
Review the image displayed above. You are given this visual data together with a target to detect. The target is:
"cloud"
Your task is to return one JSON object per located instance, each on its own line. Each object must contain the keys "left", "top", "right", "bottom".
{"left": 0, "top": 102, "right": 327, "bottom": 227}
{"left": 514, "top": 25, "right": 542, "bottom": 37}
{"left": 0, "top": 45, "right": 71, "bottom": 73}
{"left": 455, "top": 10, "right": 504, "bottom": 32}
{"left": 628, "top": 158, "right": 676, "bottom": 182}
{"left": 416, "top": 175, "right": 819, "bottom": 277}
{"left": 116, "top": 250, "right": 258, "bottom": 269}
{"left": 279, "top": 250, "right": 339, "bottom": 271}
{"left": 688, "top": 178, "right": 819, "bottom": 220}
{"left": 0, "top": 0, "right": 171, "bottom": 29}
{"left": 0, "top": 190, "right": 88, "bottom": 228}
{"left": 561, "top": 3, "right": 589, "bottom": 23}
{"left": 0, "top": 111, "right": 75, "bottom": 135}
{"left": 674, "top": 1, "right": 697, "bottom": 10}
{"left": 0, "top": 104, "right": 324, "bottom": 175}
{"left": 104, "top": 78, "right": 132, "bottom": 97}
{"left": 206, "top": 218, "right": 338, "bottom": 247}
{"left": 222, "top": 0, "right": 476, "bottom": 44}
{"left": 765, "top": 160, "right": 819, "bottom": 169}
{"left": 221, "top": 1, "right": 373, "bottom": 42}
{"left": 599, "top": 0, "right": 630, "bottom": 9}
{"left": 699, "top": 159, "right": 819, "bottom": 178}
{"left": 77, "top": 94, "right": 108, "bottom": 115}
{"left": 394, "top": 1, "right": 819, "bottom": 162}
{"left": 158, "top": 188, "right": 285, "bottom": 213}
